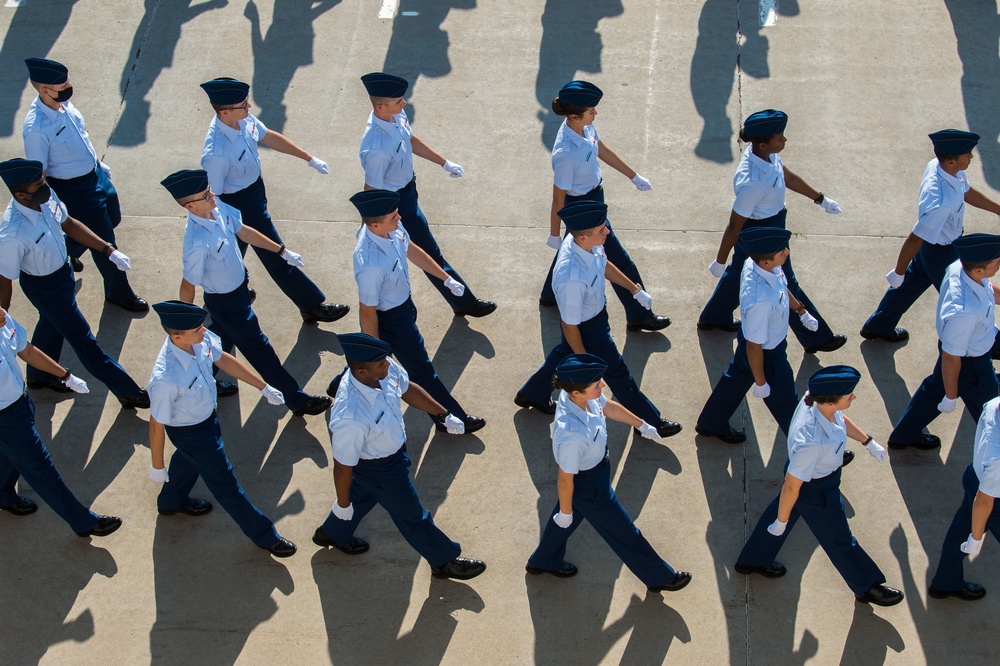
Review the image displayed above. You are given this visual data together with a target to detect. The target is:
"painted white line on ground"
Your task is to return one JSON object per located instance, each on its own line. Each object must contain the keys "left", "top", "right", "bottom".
{"left": 378, "top": 0, "right": 397, "bottom": 20}
{"left": 641, "top": 0, "right": 661, "bottom": 162}
{"left": 760, "top": 0, "right": 777, "bottom": 27}
{"left": 5, "top": 0, "right": 25, "bottom": 7}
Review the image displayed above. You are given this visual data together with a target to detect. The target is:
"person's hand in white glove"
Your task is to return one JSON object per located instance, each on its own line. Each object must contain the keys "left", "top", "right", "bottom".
{"left": 63, "top": 373, "right": 89, "bottom": 394}
{"left": 442, "top": 160, "right": 464, "bottom": 178}
{"left": 443, "top": 277, "right": 465, "bottom": 297}
{"left": 938, "top": 396, "right": 958, "bottom": 413}
{"left": 109, "top": 250, "right": 131, "bottom": 271}
{"left": 752, "top": 382, "right": 771, "bottom": 399}
{"left": 331, "top": 502, "right": 354, "bottom": 521}
{"left": 281, "top": 248, "right": 304, "bottom": 267}
{"left": 148, "top": 466, "right": 169, "bottom": 484}
{"left": 443, "top": 413, "right": 465, "bottom": 435}
{"left": 307, "top": 157, "right": 329, "bottom": 174}
{"left": 99, "top": 161, "right": 112, "bottom": 179}
{"left": 261, "top": 384, "right": 285, "bottom": 405}
{"left": 553, "top": 512, "right": 574, "bottom": 528}
{"left": 638, "top": 421, "right": 661, "bottom": 440}
{"left": 799, "top": 311, "right": 819, "bottom": 332}
{"left": 961, "top": 533, "right": 984, "bottom": 558}
{"left": 767, "top": 519, "right": 787, "bottom": 536}
{"left": 631, "top": 174, "right": 652, "bottom": 191}
{"left": 885, "top": 269, "right": 905, "bottom": 289}
{"left": 547, "top": 235, "right": 562, "bottom": 250}
{"left": 709, "top": 261, "right": 726, "bottom": 278}
{"left": 633, "top": 289, "right": 653, "bottom": 310}
{"left": 820, "top": 197, "right": 842, "bottom": 214}
{"left": 863, "top": 438, "right": 887, "bottom": 463}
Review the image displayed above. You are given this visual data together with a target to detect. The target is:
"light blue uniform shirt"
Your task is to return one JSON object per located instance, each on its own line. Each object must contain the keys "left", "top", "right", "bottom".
{"left": 974, "top": 397, "right": 1000, "bottom": 497}
{"left": 201, "top": 114, "right": 268, "bottom": 195}
{"left": 359, "top": 110, "right": 414, "bottom": 191}
{"left": 553, "top": 236, "right": 608, "bottom": 326}
{"left": 0, "top": 313, "right": 28, "bottom": 410}
{"left": 22, "top": 98, "right": 98, "bottom": 179}
{"left": 552, "top": 391, "right": 609, "bottom": 474}
{"left": 0, "top": 194, "right": 69, "bottom": 280}
{"left": 739, "top": 259, "right": 790, "bottom": 349}
{"left": 182, "top": 201, "right": 246, "bottom": 294}
{"left": 936, "top": 260, "right": 997, "bottom": 357}
{"left": 353, "top": 223, "right": 411, "bottom": 310}
{"left": 732, "top": 145, "right": 786, "bottom": 220}
{"left": 551, "top": 121, "right": 602, "bottom": 196}
{"left": 785, "top": 398, "right": 848, "bottom": 481}
{"left": 329, "top": 358, "right": 410, "bottom": 466}
{"left": 147, "top": 330, "right": 223, "bottom": 427}
{"left": 912, "top": 159, "right": 970, "bottom": 246}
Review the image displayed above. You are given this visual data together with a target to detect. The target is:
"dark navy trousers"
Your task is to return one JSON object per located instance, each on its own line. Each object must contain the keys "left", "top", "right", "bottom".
{"left": 931, "top": 465, "right": 1000, "bottom": 591}
{"left": 49, "top": 167, "right": 136, "bottom": 303}
{"left": 699, "top": 210, "right": 834, "bottom": 348}
{"left": 889, "top": 349, "right": 998, "bottom": 443}
{"left": 395, "top": 177, "right": 477, "bottom": 310}
{"left": 219, "top": 177, "right": 326, "bottom": 312}
{"left": 204, "top": 280, "right": 309, "bottom": 412}
{"left": 0, "top": 394, "right": 98, "bottom": 533}
{"left": 540, "top": 185, "right": 651, "bottom": 324}
{"left": 376, "top": 297, "right": 466, "bottom": 420}
{"left": 319, "top": 446, "right": 461, "bottom": 567}
{"left": 696, "top": 335, "right": 798, "bottom": 437}
{"left": 159, "top": 412, "right": 279, "bottom": 549}
{"left": 21, "top": 263, "right": 141, "bottom": 398}
{"left": 518, "top": 308, "right": 660, "bottom": 424}
{"left": 528, "top": 455, "right": 677, "bottom": 587}
{"left": 738, "top": 466, "right": 886, "bottom": 596}
{"left": 864, "top": 242, "right": 957, "bottom": 336}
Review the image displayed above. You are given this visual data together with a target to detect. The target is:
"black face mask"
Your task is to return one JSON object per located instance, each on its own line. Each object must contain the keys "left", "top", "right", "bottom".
{"left": 25, "top": 184, "right": 51, "bottom": 205}
{"left": 51, "top": 86, "right": 73, "bottom": 103}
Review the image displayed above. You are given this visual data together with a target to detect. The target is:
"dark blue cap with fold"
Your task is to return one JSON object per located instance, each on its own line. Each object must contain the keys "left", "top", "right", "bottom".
{"left": 558, "top": 80, "right": 603, "bottom": 108}
{"left": 739, "top": 226, "right": 791, "bottom": 255}
{"left": 558, "top": 200, "right": 608, "bottom": 231}
{"left": 556, "top": 353, "right": 608, "bottom": 384}
{"left": 161, "top": 169, "right": 209, "bottom": 199}
{"left": 338, "top": 332, "right": 392, "bottom": 363}
{"left": 953, "top": 233, "right": 1000, "bottom": 263}
{"left": 929, "top": 129, "right": 980, "bottom": 156}
{"left": 807, "top": 365, "right": 861, "bottom": 396}
{"left": 361, "top": 72, "right": 408, "bottom": 98}
{"left": 25, "top": 57, "right": 68, "bottom": 85}
{"left": 0, "top": 158, "right": 43, "bottom": 187}
{"left": 153, "top": 300, "right": 208, "bottom": 331}
{"left": 200, "top": 77, "right": 249, "bottom": 106}
{"left": 350, "top": 189, "right": 400, "bottom": 218}
{"left": 743, "top": 109, "right": 788, "bottom": 137}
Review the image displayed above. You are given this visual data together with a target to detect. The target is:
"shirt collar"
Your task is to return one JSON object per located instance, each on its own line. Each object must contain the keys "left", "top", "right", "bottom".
{"left": 935, "top": 160, "right": 967, "bottom": 191}
{"left": 960, "top": 268, "right": 991, "bottom": 298}
{"left": 370, "top": 111, "right": 401, "bottom": 134}
{"left": 745, "top": 145, "right": 779, "bottom": 174}
{"left": 809, "top": 403, "right": 843, "bottom": 440}
{"left": 188, "top": 209, "right": 222, "bottom": 232}
{"left": 559, "top": 391, "right": 596, "bottom": 425}
{"left": 363, "top": 225, "right": 399, "bottom": 251}
{"left": 35, "top": 98, "right": 66, "bottom": 122}
{"left": 211, "top": 115, "right": 243, "bottom": 141}
{"left": 348, "top": 370, "right": 381, "bottom": 406}
{"left": 562, "top": 122, "right": 593, "bottom": 148}
{"left": 167, "top": 339, "right": 197, "bottom": 369}
{"left": 11, "top": 199, "right": 45, "bottom": 225}
{"left": 571, "top": 240, "right": 598, "bottom": 266}
{"left": 752, "top": 261, "right": 782, "bottom": 286}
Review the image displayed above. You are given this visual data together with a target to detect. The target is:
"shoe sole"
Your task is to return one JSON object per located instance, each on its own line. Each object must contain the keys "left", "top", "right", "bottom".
{"left": 514, "top": 396, "right": 555, "bottom": 415}
{"left": 431, "top": 567, "right": 487, "bottom": 580}
{"left": 696, "top": 321, "right": 740, "bottom": 332}
{"left": 734, "top": 562, "right": 786, "bottom": 578}
{"left": 694, "top": 426, "right": 745, "bottom": 444}
{"left": 887, "top": 440, "right": 940, "bottom": 451}
{"left": 649, "top": 572, "right": 693, "bottom": 592}
{"left": 859, "top": 329, "right": 908, "bottom": 343}
{"left": 525, "top": 564, "right": 577, "bottom": 578}
{"left": 856, "top": 594, "right": 904, "bottom": 607}
{"left": 928, "top": 586, "right": 986, "bottom": 601}
{"left": 453, "top": 304, "right": 498, "bottom": 318}
{"left": 805, "top": 338, "right": 849, "bottom": 354}
{"left": 626, "top": 320, "right": 672, "bottom": 332}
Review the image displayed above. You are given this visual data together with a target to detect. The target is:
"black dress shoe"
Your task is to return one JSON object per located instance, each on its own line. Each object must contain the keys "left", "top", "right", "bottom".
{"left": 734, "top": 561, "right": 787, "bottom": 578}
{"left": 312, "top": 528, "right": 370, "bottom": 555}
{"left": 697, "top": 319, "right": 741, "bottom": 332}
{"left": 860, "top": 327, "right": 909, "bottom": 343}
{"left": 158, "top": 498, "right": 213, "bottom": 517}
{"left": 76, "top": 515, "right": 122, "bottom": 538}
{"left": 267, "top": 537, "right": 297, "bottom": 558}
{"left": 804, "top": 334, "right": 847, "bottom": 354}
{"left": 626, "top": 315, "right": 671, "bottom": 332}
{"left": 119, "top": 389, "right": 150, "bottom": 410}
{"left": 70, "top": 256, "right": 84, "bottom": 272}
{"left": 300, "top": 303, "right": 351, "bottom": 324}
{"left": 525, "top": 561, "right": 577, "bottom": 578}
{"left": 433, "top": 414, "right": 487, "bottom": 434}
{"left": 648, "top": 571, "right": 692, "bottom": 593}
{"left": 640, "top": 419, "right": 682, "bottom": 438}
{"left": 453, "top": 299, "right": 497, "bottom": 318}
{"left": 538, "top": 298, "right": 556, "bottom": 307}
{"left": 856, "top": 584, "right": 904, "bottom": 607}
{"left": 215, "top": 379, "right": 238, "bottom": 397}
{"left": 247, "top": 286, "right": 256, "bottom": 304}
{"left": 26, "top": 379, "right": 73, "bottom": 394}
{"left": 431, "top": 557, "right": 487, "bottom": 580}
{"left": 887, "top": 434, "right": 941, "bottom": 450}
{"left": 928, "top": 582, "right": 986, "bottom": 601}
{"left": 292, "top": 395, "right": 333, "bottom": 416}
{"left": 514, "top": 393, "right": 557, "bottom": 415}
{"left": 106, "top": 296, "right": 149, "bottom": 313}
{"left": 0, "top": 495, "right": 37, "bottom": 516}
{"left": 694, "top": 425, "right": 746, "bottom": 444}
{"left": 326, "top": 372, "right": 345, "bottom": 398}
{"left": 842, "top": 450, "right": 855, "bottom": 468}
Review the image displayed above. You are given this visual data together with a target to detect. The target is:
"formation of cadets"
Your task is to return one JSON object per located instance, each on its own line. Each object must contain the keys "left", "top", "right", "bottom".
{"left": 4, "top": 56, "right": 1000, "bottom": 608}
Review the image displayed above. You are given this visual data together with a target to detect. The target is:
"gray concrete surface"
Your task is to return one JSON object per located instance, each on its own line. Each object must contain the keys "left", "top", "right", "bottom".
{"left": 1, "top": 0, "right": 998, "bottom": 663}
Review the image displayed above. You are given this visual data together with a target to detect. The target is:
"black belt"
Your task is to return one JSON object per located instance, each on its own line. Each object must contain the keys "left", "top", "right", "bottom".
{"left": 0, "top": 391, "right": 27, "bottom": 415}
{"left": 47, "top": 166, "right": 97, "bottom": 185}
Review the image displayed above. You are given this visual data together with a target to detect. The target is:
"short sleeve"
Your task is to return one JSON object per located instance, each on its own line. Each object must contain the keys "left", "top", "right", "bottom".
{"left": 786, "top": 441, "right": 821, "bottom": 482}
{"left": 554, "top": 281, "right": 586, "bottom": 326}
{"left": 939, "top": 314, "right": 977, "bottom": 356}
{"left": 979, "top": 457, "right": 1000, "bottom": 497}
{"left": 393, "top": 359, "right": 410, "bottom": 395}
{"left": 22, "top": 129, "right": 50, "bottom": 169}
{"left": 329, "top": 418, "right": 367, "bottom": 467}
{"left": 251, "top": 115, "right": 267, "bottom": 139}
{"left": 741, "top": 302, "right": 771, "bottom": 345}
{"left": 732, "top": 182, "right": 764, "bottom": 219}
{"left": 48, "top": 193, "right": 68, "bottom": 224}
{"left": 182, "top": 244, "right": 208, "bottom": 288}
{"left": 553, "top": 429, "right": 583, "bottom": 474}
{"left": 361, "top": 151, "right": 391, "bottom": 190}
{"left": 8, "top": 315, "right": 28, "bottom": 353}
{"left": 0, "top": 238, "right": 25, "bottom": 281}
{"left": 204, "top": 330, "right": 224, "bottom": 363}
{"left": 202, "top": 154, "right": 229, "bottom": 195}
{"left": 355, "top": 265, "right": 384, "bottom": 307}
{"left": 147, "top": 380, "right": 178, "bottom": 425}
{"left": 551, "top": 151, "right": 576, "bottom": 192}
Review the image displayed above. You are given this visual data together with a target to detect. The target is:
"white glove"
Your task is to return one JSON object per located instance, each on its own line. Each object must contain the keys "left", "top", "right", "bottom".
{"left": 546, "top": 234, "right": 562, "bottom": 250}
{"left": 148, "top": 466, "right": 169, "bottom": 484}
{"left": 633, "top": 289, "right": 653, "bottom": 310}
{"left": 443, "top": 277, "right": 466, "bottom": 297}
{"left": 820, "top": 197, "right": 842, "bottom": 214}
{"left": 280, "top": 248, "right": 304, "bottom": 267}
{"left": 885, "top": 270, "right": 905, "bottom": 289}
{"left": 307, "top": 157, "right": 329, "bottom": 174}
{"left": 261, "top": 384, "right": 285, "bottom": 405}
{"left": 108, "top": 250, "right": 131, "bottom": 271}
{"left": 709, "top": 261, "right": 726, "bottom": 278}
{"left": 442, "top": 160, "right": 464, "bottom": 178}
{"left": 99, "top": 161, "right": 112, "bottom": 179}
{"left": 752, "top": 382, "right": 771, "bottom": 399}
{"left": 864, "top": 439, "right": 887, "bottom": 463}
{"left": 937, "top": 396, "right": 958, "bottom": 413}
{"left": 331, "top": 502, "right": 354, "bottom": 521}
{"left": 638, "top": 421, "right": 661, "bottom": 440}
{"left": 767, "top": 518, "right": 787, "bottom": 536}
{"left": 961, "top": 533, "right": 984, "bottom": 558}
{"left": 799, "top": 311, "right": 819, "bottom": 332}
{"left": 631, "top": 173, "right": 652, "bottom": 191}
{"left": 553, "top": 512, "right": 574, "bottom": 529}
{"left": 63, "top": 373, "right": 89, "bottom": 394}
{"left": 443, "top": 413, "right": 465, "bottom": 435}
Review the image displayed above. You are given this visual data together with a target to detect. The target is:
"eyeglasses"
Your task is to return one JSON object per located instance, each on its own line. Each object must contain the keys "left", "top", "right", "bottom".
{"left": 186, "top": 189, "right": 213, "bottom": 204}
{"left": 221, "top": 101, "right": 250, "bottom": 111}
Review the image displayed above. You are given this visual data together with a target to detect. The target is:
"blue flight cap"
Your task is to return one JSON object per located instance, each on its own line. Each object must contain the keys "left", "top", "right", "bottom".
{"left": 953, "top": 233, "right": 1000, "bottom": 263}
{"left": 0, "top": 158, "right": 44, "bottom": 187}
{"left": 160, "top": 169, "right": 209, "bottom": 200}
{"left": 558, "top": 200, "right": 608, "bottom": 232}
{"left": 25, "top": 57, "right": 68, "bottom": 85}
{"left": 929, "top": 129, "right": 980, "bottom": 156}
{"left": 350, "top": 189, "right": 400, "bottom": 218}
{"left": 361, "top": 72, "right": 408, "bottom": 98}
{"left": 807, "top": 365, "right": 861, "bottom": 396}
{"left": 153, "top": 300, "right": 208, "bottom": 331}
{"left": 740, "top": 227, "right": 791, "bottom": 255}
{"left": 338, "top": 333, "right": 391, "bottom": 363}
{"left": 556, "top": 353, "right": 608, "bottom": 384}
{"left": 557, "top": 81, "right": 603, "bottom": 108}
{"left": 743, "top": 109, "right": 788, "bottom": 137}
{"left": 200, "top": 77, "right": 249, "bottom": 106}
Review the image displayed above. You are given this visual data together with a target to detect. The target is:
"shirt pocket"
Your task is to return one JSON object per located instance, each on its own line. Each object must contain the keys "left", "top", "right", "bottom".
{"left": 49, "top": 131, "right": 75, "bottom": 160}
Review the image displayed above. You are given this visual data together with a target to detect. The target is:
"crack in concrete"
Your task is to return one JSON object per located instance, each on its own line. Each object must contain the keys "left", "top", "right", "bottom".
{"left": 104, "top": 0, "right": 161, "bottom": 156}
